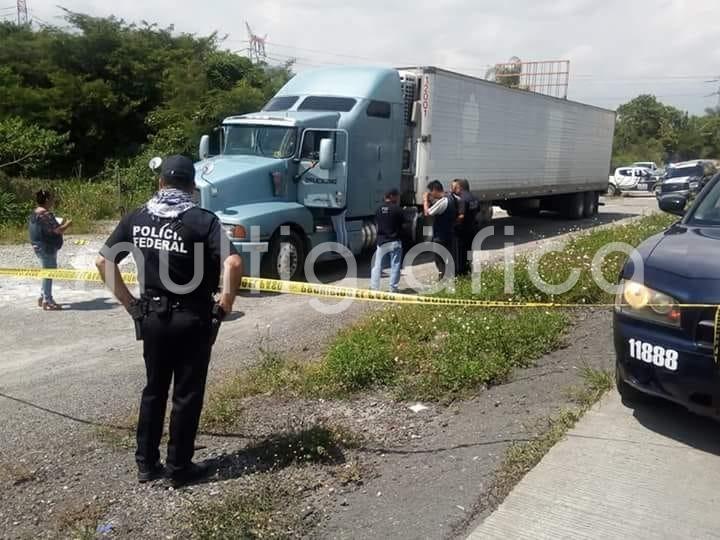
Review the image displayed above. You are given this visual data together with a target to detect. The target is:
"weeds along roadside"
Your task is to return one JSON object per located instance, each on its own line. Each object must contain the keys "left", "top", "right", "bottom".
{"left": 202, "top": 212, "right": 675, "bottom": 430}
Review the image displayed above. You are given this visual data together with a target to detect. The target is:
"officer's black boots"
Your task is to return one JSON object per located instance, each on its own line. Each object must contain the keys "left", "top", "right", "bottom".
{"left": 137, "top": 461, "right": 165, "bottom": 483}
{"left": 169, "top": 462, "right": 211, "bottom": 488}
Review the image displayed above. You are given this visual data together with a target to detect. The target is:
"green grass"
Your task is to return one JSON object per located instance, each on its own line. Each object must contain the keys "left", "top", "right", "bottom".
{"left": 451, "top": 212, "right": 676, "bottom": 305}
{"left": 188, "top": 479, "right": 309, "bottom": 539}
{"left": 568, "top": 366, "right": 615, "bottom": 405}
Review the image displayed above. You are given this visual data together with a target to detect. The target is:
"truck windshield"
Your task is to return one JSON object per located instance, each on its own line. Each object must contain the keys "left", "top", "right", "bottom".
{"left": 223, "top": 125, "right": 297, "bottom": 159}
{"left": 667, "top": 165, "right": 702, "bottom": 179}
{"left": 688, "top": 176, "right": 720, "bottom": 225}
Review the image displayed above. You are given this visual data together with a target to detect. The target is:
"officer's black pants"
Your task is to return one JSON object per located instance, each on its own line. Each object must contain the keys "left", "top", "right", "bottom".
{"left": 457, "top": 229, "right": 476, "bottom": 275}
{"left": 135, "top": 309, "right": 212, "bottom": 473}
{"left": 433, "top": 237, "right": 458, "bottom": 279}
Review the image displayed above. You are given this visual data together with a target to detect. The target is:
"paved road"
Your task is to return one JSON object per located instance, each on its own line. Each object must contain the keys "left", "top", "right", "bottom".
{"left": 468, "top": 390, "right": 720, "bottom": 539}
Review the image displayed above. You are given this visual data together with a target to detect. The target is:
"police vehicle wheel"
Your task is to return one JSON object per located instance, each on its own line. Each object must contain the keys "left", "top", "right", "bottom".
{"left": 264, "top": 230, "right": 305, "bottom": 281}
{"left": 615, "top": 364, "right": 652, "bottom": 404}
{"left": 607, "top": 184, "right": 619, "bottom": 197}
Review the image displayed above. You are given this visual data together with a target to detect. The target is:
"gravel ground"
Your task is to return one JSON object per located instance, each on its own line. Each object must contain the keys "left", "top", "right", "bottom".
{"left": 0, "top": 197, "right": 658, "bottom": 539}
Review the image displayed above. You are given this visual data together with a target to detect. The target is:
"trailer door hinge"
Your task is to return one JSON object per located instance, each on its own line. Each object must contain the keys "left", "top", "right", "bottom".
{"left": 420, "top": 135, "right": 431, "bottom": 143}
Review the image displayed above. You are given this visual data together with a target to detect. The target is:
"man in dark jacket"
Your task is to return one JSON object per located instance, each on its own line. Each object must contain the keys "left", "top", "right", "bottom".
{"left": 423, "top": 180, "right": 459, "bottom": 279}
{"left": 452, "top": 179, "right": 480, "bottom": 275}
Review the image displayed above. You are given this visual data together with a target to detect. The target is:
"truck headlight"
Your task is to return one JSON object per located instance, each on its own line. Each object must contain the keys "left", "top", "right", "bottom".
{"left": 223, "top": 224, "right": 247, "bottom": 240}
{"left": 615, "top": 280, "right": 681, "bottom": 327}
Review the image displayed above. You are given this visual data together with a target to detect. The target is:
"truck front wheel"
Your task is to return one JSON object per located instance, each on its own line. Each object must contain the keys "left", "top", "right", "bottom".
{"left": 263, "top": 230, "right": 306, "bottom": 281}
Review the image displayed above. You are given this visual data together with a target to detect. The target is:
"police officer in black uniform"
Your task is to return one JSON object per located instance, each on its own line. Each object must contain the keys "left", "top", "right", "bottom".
{"left": 452, "top": 179, "right": 480, "bottom": 275}
{"left": 96, "top": 155, "right": 243, "bottom": 487}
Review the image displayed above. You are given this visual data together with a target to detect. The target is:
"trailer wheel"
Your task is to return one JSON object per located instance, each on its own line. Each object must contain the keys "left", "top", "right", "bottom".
{"left": 263, "top": 230, "right": 306, "bottom": 281}
{"left": 504, "top": 201, "right": 540, "bottom": 218}
{"left": 564, "top": 193, "right": 585, "bottom": 220}
{"left": 583, "top": 192, "right": 599, "bottom": 217}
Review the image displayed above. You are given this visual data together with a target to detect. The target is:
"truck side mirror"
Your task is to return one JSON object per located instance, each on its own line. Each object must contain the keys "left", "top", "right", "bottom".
{"left": 318, "top": 138, "right": 335, "bottom": 170}
{"left": 199, "top": 135, "right": 210, "bottom": 161}
{"left": 658, "top": 194, "right": 688, "bottom": 216}
{"left": 148, "top": 157, "right": 162, "bottom": 172}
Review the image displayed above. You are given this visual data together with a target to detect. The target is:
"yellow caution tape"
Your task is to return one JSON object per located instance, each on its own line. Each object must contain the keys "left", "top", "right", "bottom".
{"left": 0, "top": 266, "right": 718, "bottom": 309}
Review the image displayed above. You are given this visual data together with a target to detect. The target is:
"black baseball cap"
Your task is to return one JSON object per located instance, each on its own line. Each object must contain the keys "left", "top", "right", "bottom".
{"left": 160, "top": 155, "right": 196, "bottom": 185}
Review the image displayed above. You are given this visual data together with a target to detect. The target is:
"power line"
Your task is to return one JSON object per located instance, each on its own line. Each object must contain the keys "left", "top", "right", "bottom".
{"left": 587, "top": 93, "right": 713, "bottom": 102}
{"left": 228, "top": 37, "right": 496, "bottom": 73}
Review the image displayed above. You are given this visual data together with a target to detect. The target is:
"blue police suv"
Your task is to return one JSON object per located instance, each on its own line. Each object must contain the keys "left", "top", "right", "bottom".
{"left": 615, "top": 172, "right": 720, "bottom": 417}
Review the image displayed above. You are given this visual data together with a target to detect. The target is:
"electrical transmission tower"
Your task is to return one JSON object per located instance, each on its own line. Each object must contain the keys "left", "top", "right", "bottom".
{"left": 707, "top": 76, "right": 720, "bottom": 109}
{"left": 16, "top": 0, "right": 28, "bottom": 25}
{"left": 245, "top": 22, "right": 267, "bottom": 64}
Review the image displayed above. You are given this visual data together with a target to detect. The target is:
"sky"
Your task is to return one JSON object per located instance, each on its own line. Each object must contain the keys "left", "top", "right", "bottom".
{"left": 10, "top": 0, "right": 720, "bottom": 114}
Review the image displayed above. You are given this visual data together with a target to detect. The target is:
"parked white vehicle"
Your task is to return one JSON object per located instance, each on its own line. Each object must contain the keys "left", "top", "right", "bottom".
{"left": 608, "top": 166, "right": 655, "bottom": 195}
{"left": 632, "top": 161, "right": 658, "bottom": 171}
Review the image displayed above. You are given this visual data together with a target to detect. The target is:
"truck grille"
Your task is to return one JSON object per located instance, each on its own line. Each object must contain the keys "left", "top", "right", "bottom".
{"left": 661, "top": 182, "right": 689, "bottom": 194}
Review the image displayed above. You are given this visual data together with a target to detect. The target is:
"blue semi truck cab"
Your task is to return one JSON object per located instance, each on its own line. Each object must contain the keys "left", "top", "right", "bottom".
{"left": 194, "top": 66, "right": 411, "bottom": 280}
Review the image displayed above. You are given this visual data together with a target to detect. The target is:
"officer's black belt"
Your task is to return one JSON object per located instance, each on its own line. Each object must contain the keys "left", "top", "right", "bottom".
{"left": 142, "top": 290, "right": 213, "bottom": 313}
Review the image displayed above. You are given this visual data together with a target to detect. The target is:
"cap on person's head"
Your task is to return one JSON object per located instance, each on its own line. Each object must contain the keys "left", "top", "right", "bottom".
{"left": 160, "top": 155, "right": 196, "bottom": 187}
{"left": 384, "top": 188, "right": 400, "bottom": 199}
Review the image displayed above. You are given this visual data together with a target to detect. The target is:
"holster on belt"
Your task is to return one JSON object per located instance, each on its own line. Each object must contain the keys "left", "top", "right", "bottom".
{"left": 210, "top": 304, "right": 226, "bottom": 346}
{"left": 127, "top": 299, "right": 148, "bottom": 341}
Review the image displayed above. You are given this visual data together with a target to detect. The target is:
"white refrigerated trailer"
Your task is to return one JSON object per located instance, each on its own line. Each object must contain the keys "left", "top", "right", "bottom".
{"left": 398, "top": 67, "right": 616, "bottom": 221}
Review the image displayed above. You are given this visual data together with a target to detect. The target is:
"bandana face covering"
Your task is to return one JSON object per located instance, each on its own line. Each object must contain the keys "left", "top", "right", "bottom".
{"left": 145, "top": 188, "right": 197, "bottom": 218}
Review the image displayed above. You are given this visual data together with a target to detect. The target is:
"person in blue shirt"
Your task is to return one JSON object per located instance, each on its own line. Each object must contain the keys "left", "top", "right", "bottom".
{"left": 370, "top": 188, "right": 404, "bottom": 293}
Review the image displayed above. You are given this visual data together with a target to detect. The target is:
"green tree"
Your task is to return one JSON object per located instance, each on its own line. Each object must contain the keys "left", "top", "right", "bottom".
{"left": 0, "top": 13, "right": 291, "bottom": 179}
{"left": 0, "top": 117, "right": 68, "bottom": 176}
{"left": 610, "top": 94, "right": 720, "bottom": 166}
